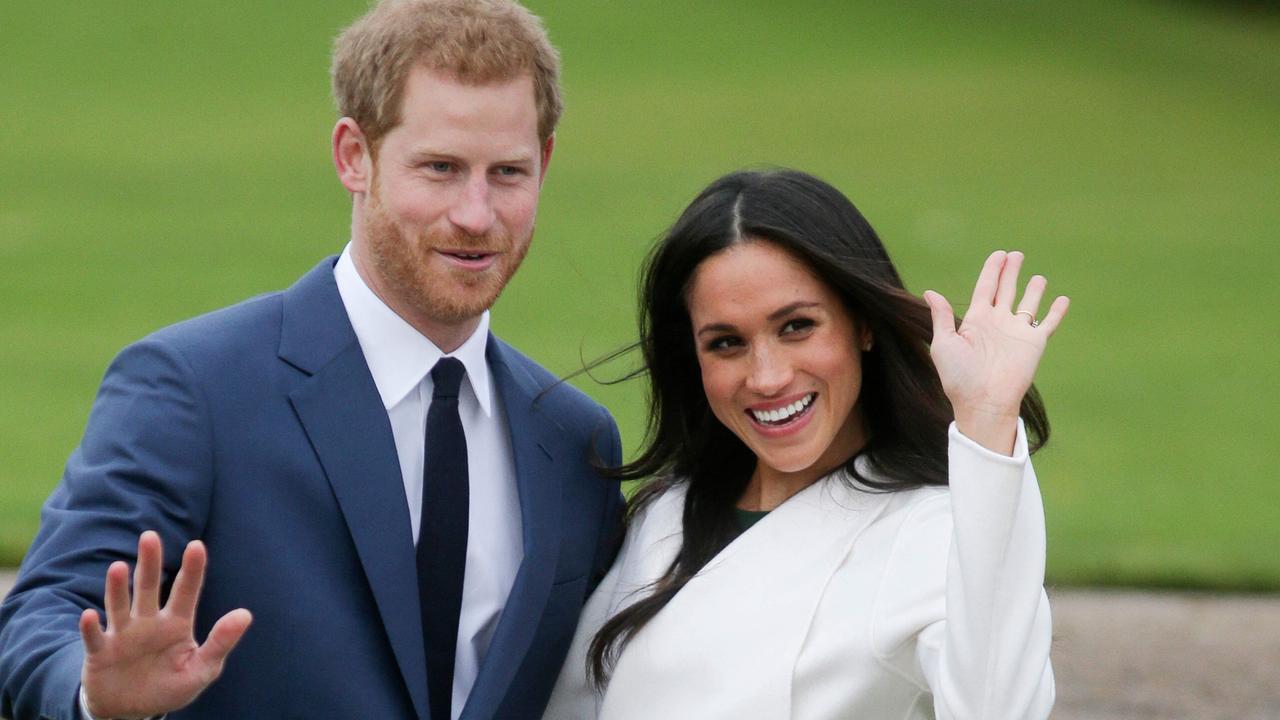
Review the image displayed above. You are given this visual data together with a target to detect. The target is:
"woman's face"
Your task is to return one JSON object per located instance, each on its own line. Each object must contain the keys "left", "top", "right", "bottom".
{"left": 686, "top": 240, "right": 869, "bottom": 482}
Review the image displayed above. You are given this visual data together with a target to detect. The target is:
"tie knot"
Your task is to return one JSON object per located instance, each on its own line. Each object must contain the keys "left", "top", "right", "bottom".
{"left": 431, "top": 357, "right": 466, "bottom": 400}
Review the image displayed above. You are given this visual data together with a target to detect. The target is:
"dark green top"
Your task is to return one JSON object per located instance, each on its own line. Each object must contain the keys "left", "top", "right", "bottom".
{"left": 735, "top": 507, "right": 770, "bottom": 532}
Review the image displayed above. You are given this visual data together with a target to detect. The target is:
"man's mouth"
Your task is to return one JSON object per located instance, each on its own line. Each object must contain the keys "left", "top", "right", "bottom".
{"left": 748, "top": 392, "right": 816, "bottom": 427}
{"left": 438, "top": 250, "right": 498, "bottom": 269}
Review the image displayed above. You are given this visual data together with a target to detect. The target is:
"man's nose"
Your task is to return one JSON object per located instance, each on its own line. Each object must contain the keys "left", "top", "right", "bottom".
{"left": 745, "top": 346, "right": 793, "bottom": 396}
{"left": 448, "top": 175, "right": 497, "bottom": 237}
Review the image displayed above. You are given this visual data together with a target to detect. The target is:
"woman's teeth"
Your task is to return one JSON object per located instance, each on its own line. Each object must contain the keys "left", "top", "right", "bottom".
{"left": 750, "top": 393, "right": 815, "bottom": 425}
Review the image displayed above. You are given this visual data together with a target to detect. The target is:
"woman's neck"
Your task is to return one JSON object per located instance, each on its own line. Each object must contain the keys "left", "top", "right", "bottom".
{"left": 737, "top": 468, "right": 820, "bottom": 512}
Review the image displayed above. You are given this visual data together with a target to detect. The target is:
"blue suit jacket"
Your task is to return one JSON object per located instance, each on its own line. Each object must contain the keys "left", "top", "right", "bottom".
{"left": 0, "top": 258, "right": 624, "bottom": 720}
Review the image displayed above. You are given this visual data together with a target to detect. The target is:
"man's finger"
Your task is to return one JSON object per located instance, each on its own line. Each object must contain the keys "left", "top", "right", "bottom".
{"left": 80, "top": 608, "right": 106, "bottom": 655}
{"left": 167, "top": 540, "right": 208, "bottom": 619}
{"left": 994, "top": 251, "right": 1024, "bottom": 310}
{"left": 922, "top": 290, "right": 956, "bottom": 345}
{"left": 133, "top": 531, "right": 163, "bottom": 617}
{"left": 195, "top": 609, "right": 254, "bottom": 673}
{"left": 968, "top": 250, "right": 1006, "bottom": 309}
{"left": 103, "top": 561, "right": 131, "bottom": 630}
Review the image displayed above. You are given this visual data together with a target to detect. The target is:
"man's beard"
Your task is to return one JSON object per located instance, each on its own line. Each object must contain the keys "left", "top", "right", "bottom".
{"left": 361, "top": 189, "right": 530, "bottom": 328}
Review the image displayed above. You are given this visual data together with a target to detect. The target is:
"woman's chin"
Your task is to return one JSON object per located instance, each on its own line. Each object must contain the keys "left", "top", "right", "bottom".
{"left": 751, "top": 448, "right": 829, "bottom": 478}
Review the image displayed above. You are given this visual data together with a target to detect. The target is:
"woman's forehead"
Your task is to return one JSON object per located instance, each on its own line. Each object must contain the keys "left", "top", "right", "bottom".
{"left": 686, "top": 241, "right": 843, "bottom": 324}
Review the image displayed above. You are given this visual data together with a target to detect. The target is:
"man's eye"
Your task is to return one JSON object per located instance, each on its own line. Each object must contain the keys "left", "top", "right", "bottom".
{"left": 495, "top": 166, "right": 523, "bottom": 177}
{"left": 426, "top": 162, "right": 452, "bottom": 173}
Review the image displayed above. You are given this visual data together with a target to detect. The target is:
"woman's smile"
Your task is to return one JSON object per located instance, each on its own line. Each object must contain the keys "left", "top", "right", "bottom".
{"left": 746, "top": 392, "right": 817, "bottom": 435}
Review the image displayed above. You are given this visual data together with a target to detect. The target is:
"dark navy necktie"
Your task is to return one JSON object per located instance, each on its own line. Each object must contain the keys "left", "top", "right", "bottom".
{"left": 418, "top": 357, "right": 469, "bottom": 720}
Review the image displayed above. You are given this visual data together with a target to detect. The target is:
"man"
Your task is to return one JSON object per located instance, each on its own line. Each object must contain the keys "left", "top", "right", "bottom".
{"left": 0, "top": 1, "right": 623, "bottom": 718}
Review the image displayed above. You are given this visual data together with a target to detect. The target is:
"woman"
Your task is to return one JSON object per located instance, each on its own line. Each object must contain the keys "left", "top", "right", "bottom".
{"left": 545, "top": 169, "right": 1067, "bottom": 719}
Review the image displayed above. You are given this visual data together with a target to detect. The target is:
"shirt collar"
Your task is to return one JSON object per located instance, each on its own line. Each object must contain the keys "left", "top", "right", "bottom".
{"left": 334, "top": 244, "right": 493, "bottom": 416}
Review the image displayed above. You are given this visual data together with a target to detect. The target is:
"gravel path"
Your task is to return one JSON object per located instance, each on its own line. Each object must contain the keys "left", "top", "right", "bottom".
{"left": 2, "top": 571, "right": 1277, "bottom": 718}
{"left": 1048, "top": 587, "right": 1280, "bottom": 719}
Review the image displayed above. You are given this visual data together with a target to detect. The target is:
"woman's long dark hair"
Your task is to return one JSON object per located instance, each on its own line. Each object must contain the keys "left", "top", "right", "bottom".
{"left": 586, "top": 169, "right": 1050, "bottom": 686}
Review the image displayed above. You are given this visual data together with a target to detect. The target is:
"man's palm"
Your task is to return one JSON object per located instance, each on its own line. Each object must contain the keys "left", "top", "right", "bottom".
{"left": 79, "top": 532, "right": 252, "bottom": 719}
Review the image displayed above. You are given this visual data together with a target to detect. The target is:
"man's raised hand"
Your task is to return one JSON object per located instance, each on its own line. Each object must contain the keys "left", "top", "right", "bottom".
{"left": 79, "top": 532, "right": 252, "bottom": 719}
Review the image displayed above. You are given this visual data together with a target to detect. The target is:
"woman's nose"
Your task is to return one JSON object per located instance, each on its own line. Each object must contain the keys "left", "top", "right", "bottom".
{"left": 744, "top": 346, "right": 793, "bottom": 396}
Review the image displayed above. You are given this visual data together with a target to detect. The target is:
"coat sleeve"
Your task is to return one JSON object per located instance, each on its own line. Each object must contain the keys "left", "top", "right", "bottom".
{"left": 876, "top": 420, "right": 1054, "bottom": 720}
{"left": 0, "top": 337, "right": 215, "bottom": 720}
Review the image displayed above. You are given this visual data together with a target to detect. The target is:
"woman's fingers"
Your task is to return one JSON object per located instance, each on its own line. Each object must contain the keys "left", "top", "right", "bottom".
{"left": 1015, "top": 274, "right": 1047, "bottom": 325}
{"left": 968, "top": 250, "right": 1007, "bottom": 309}
{"left": 167, "top": 541, "right": 208, "bottom": 620}
{"left": 995, "top": 251, "right": 1024, "bottom": 311}
{"left": 103, "top": 561, "right": 132, "bottom": 631}
{"left": 1036, "top": 295, "right": 1071, "bottom": 336}
{"left": 133, "top": 531, "right": 163, "bottom": 617}
{"left": 922, "top": 290, "right": 956, "bottom": 344}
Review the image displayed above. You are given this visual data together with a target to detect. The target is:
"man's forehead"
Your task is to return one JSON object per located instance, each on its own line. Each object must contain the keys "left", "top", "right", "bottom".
{"left": 400, "top": 65, "right": 537, "bottom": 105}
{"left": 395, "top": 68, "right": 538, "bottom": 129}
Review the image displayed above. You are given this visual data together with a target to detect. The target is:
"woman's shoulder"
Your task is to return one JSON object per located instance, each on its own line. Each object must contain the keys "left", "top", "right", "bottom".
{"left": 630, "top": 472, "right": 691, "bottom": 510}
{"left": 601, "top": 479, "right": 688, "bottom": 595}
{"left": 885, "top": 483, "right": 951, "bottom": 514}
{"left": 843, "top": 458, "right": 952, "bottom": 520}
{"left": 852, "top": 483, "right": 953, "bottom": 551}
{"left": 621, "top": 478, "right": 688, "bottom": 546}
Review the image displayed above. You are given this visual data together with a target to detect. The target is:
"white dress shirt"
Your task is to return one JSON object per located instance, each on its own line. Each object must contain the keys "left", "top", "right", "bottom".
{"left": 335, "top": 245, "right": 523, "bottom": 719}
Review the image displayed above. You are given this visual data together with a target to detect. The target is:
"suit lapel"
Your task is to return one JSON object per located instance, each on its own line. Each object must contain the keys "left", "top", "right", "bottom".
{"left": 460, "top": 338, "right": 564, "bottom": 720}
{"left": 280, "top": 259, "right": 429, "bottom": 720}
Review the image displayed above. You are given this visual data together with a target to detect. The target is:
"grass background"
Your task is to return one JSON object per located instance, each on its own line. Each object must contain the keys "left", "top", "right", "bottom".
{"left": 1, "top": 1, "right": 1277, "bottom": 588}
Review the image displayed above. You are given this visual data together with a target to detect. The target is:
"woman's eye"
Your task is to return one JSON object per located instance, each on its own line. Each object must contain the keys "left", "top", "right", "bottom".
{"left": 706, "top": 336, "right": 742, "bottom": 352}
{"left": 781, "top": 318, "right": 815, "bottom": 335}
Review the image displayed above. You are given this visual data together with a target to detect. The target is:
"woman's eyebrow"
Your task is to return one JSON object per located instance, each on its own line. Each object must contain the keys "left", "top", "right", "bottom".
{"left": 695, "top": 322, "right": 736, "bottom": 338}
{"left": 767, "top": 301, "right": 820, "bottom": 321}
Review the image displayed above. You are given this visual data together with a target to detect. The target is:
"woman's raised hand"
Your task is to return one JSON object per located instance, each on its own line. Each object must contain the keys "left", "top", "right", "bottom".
{"left": 922, "top": 251, "right": 1069, "bottom": 455}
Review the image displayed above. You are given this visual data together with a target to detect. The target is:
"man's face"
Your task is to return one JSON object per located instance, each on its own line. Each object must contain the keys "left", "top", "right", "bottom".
{"left": 353, "top": 66, "right": 550, "bottom": 338}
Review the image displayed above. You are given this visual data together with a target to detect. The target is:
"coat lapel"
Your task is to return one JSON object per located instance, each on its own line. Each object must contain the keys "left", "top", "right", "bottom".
{"left": 460, "top": 338, "right": 564, "bottom": 720}
{"left": 280, "top": 259, "right": 429, "bottom": 720}
{"left": 601, "top": 472, "right": 891, "bottom": 719}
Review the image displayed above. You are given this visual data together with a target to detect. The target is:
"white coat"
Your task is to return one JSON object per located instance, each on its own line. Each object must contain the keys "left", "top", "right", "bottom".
{"left": 544, "top": 422, "right": 1054, "bottom": 719}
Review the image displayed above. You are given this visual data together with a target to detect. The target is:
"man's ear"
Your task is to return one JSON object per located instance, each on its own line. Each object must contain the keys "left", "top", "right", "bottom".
{"left": 333, "top": 117, "right": 372, "bottom": 195}
{"left": 537, "top": 133, "right": 555, "bottom": 185}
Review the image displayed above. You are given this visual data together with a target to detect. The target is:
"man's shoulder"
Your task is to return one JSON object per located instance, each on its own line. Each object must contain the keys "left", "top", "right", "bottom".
{"left": 143, "top": 288, "right": 287, "bottom": 357}
{"left": 121, "top": 257, "right": 339, "bottom": 370}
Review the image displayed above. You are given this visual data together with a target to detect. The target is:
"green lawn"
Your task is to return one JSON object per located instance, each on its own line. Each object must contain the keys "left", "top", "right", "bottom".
{"left": 1, "top": 1, "right": 1277, "bottom": 588}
